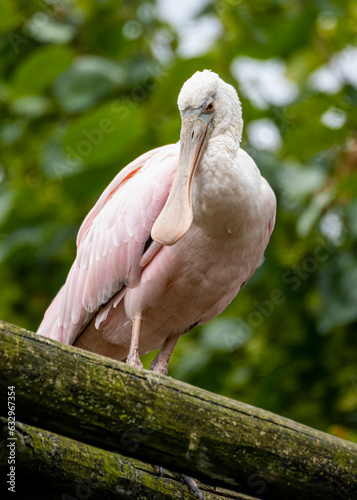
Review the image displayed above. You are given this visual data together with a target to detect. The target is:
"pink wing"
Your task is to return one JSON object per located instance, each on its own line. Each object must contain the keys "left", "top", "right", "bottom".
{"left": 37, "top": 143, "right": 179, "bottom": 344}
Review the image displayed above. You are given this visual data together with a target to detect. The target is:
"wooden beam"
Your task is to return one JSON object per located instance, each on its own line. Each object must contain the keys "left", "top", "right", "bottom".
{"left": 0, "top": 418, "right": 255, "bottom": 500}
{"left": 0, "top": 321, "right": 356, "bottom": 499}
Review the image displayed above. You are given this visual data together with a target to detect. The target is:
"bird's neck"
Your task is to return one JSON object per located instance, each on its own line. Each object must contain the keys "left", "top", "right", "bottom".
{"left": 192, "top": 141, "right": 260, "bottom": 239}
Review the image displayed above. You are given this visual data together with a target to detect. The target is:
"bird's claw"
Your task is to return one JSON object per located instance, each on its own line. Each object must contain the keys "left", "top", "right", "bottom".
{"left": 126, "top": 349, "right": 143, "bottom": 369}
{"left": 150, "top": 358, "right": 168, "bottom": 375}
{"left": 154, "top": 465, "right": 164, "bottom": 476}
{"left": 174, "top": 472, "right": 204, "bottom": 499}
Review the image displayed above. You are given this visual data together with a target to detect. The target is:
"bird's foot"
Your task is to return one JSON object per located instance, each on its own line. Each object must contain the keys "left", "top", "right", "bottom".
{"left": 149, "top": 334, "right": 179, "bottom": 376}
{"left": 150, "top": 357, "right": 168, "bottom": 376}
{"left": 154, "top": 465, "right": 164, "bottom": 476}
{"left": 174, "top": 473, "right": 204, "bottom": 499}
{"left": 153, "top": 466, "right": 203, "bottom": 499}
{"left": 126, "top": 349, "right": 143, "bottom": 369}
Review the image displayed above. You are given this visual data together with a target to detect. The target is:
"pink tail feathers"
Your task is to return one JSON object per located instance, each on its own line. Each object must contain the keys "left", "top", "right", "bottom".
{"left": 37, "top": 286, "right": 64, "bottom": 342}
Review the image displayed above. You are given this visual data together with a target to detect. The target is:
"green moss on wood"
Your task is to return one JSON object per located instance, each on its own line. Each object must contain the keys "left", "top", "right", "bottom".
{"left": 2, "top": 418, "right": 254, "bottom": 500}
{"left": 0, "top": 321, "right": 356, "bottom": 500}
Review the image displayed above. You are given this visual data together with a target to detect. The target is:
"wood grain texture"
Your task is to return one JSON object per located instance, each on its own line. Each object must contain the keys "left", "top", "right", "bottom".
{"left": 0, "top": 418, "right": 256, "bottom": 500}
{"left": 0, "top": 321, "right": 356, "bottom": 500}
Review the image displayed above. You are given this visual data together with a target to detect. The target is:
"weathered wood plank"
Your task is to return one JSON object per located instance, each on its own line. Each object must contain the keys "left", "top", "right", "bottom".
{"left": 0, "top": 321, "right": 356, "bottom": 499}
{"left": 0, "top": 418, "right": 256, "bottom": 500}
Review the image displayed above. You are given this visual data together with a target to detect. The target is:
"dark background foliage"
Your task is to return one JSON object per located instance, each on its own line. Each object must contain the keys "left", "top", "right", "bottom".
{"left": 0, "top": 0, "right": 356, "bottom": 442}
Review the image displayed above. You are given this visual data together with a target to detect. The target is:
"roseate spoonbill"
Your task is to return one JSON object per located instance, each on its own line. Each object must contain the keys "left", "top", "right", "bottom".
{"left": 37, "top": 70, "right": 276, "bottom": 376}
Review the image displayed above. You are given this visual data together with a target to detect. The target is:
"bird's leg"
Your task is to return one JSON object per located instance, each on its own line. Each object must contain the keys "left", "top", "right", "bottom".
{"left": 150, "top": 334, "right": 180, "bottom": 375}
{"left": 151, "top": 333, "right": 203, "bottom": 499}
{"left": 126, "top": 314, "right": 143, "bottom": 369}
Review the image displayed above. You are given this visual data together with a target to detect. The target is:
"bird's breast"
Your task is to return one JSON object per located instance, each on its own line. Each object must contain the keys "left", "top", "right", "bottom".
{"left": 124, "top": 146, "right": 273, "bottom": 335}
{"left": 191, "top": 146, "right": 262, "bottom": 241}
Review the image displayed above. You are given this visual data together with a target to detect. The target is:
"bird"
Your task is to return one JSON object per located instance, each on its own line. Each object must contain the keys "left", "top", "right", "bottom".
{"left": 37, "top": 70, "right": 276, "bottom": 377}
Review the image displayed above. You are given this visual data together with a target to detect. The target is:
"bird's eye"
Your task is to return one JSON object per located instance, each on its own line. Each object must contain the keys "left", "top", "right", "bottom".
{"left": 205, "top": 101, "right": 214, "bottom": 113}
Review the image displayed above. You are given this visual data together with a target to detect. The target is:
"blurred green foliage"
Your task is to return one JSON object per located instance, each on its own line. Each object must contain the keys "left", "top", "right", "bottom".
{"left": 0, "top": 0, "right": 356, "bottom": 442}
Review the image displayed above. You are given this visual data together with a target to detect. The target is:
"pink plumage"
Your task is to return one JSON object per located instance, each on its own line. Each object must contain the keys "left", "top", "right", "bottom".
{"left": 38, "top": 70, "right": 276, "bottom": 375}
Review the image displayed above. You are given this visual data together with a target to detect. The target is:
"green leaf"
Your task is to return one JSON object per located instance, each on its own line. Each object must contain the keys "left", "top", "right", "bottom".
{"left": 10, "top": 95, "right": 51, "bottom": 117}
{"left": 59, "top": 101, "right": 146, "bottom": 171}
{"left": 0, "top": 189, "right": 14, "bottom": 225}
{"left": 11, "top": 45, "right": 74, "bottom": 98}
{"left": 317, "top": 255, "right": 357, "bottom": 332}
{"left": 26, "top": 15, "right": 76, "bottom": 44}
{"left": 278, "top": 164, "right": 327, "bottom": 201}
{"left": 346, "top": 200, "right": 357, "bottom": 238}
{"left": 54, "top": 56, "right": 126, "bottom": 113}
{"left": 297, "top": 190, "right": 334, "bottom": 237}
{"left": 201, "top": 317, "right": 252, "bottom": 353}
{"left": 0, "top": 0, "right": 21, "bottom": 34}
